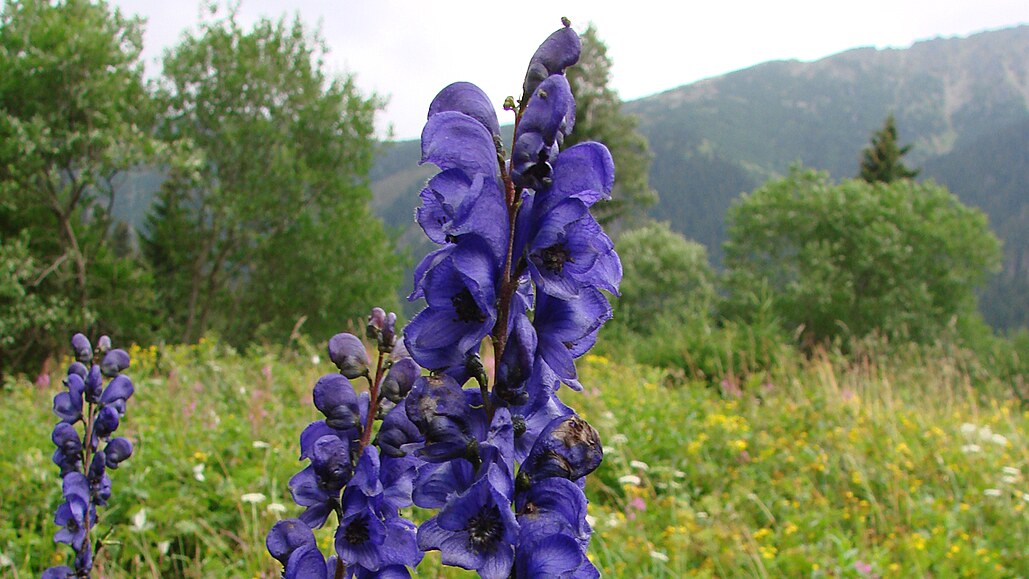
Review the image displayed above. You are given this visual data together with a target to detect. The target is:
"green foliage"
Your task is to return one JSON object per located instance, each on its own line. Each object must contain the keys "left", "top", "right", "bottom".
{"left": 858, "top": 114, "right": 919, "bottom": 183}
{"left": 0, "top": 0, "right": 158, "bottom": 373}
{"left": 0, "top": 232, "right": 76, "bottom": 376}
{"left": 2, "top": 340, "right": 1026, "bottom": 576}
{"left": 565, "top": 24, "right": 657, "bottom": 228}
{"left": 145, "top": 6, "right": 401, "bottom": 344}
{"left": 613, "top": 221, "right": 715, "bottom": 334}
{"left": 724, "top": 168, "right": 1002, "bottom": 346}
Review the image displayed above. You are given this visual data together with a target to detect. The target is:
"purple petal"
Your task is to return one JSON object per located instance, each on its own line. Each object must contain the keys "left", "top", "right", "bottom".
{"left": 428, "top": 81, "right": 500, "bottom": 137}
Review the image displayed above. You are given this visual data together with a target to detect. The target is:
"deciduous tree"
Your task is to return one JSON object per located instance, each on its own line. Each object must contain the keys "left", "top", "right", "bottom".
{"left": 725, "top": 167, "right": 1000, "bottom": 346}
{"left": 146, "top": 7, "right": 400, "bottom": 344}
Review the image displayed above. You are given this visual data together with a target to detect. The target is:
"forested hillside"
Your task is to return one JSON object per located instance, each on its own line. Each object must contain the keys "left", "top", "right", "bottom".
{"left": 371, "top": 25, "right": 1029, "bottom": 329}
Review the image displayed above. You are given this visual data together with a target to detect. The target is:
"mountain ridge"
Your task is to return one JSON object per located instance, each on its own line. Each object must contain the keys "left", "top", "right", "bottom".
{"left": 370, "top": 24, "right": 1029, "bottom": 329}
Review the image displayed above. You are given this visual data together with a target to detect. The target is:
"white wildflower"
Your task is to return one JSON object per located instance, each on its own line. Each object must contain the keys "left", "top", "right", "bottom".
{"left": 696, "top": 511, "right": 709, "bottom": 519}
{"left": 158, "top": 541, "right": 171, "bottom": 555}
{"left": 990, "top": 433, "right": 1009, "bottom": 446}
{"left": 268, "top": 502, "right": 288, "bottom": 514}
{"left": 252, "top": 440, "right": 272, "bottom": 449}
{"left": 241, "top": 492, "right": 267, "bottom": 504}
{"left": 1001, "top": 466, "right": 1021, "bottom": 476}
{"left": 617, "top": 474, "right": 642, "bottom": 486}
{"left": 960, "top": 423, "right": 977, "bottom": 435}
{"left": 1002, "top": 475, "right": 1019, "bottom": 485}
{"left": 193, "top": 463, "right": 206, "bottom": 482}
{"left": 629, "top": 460, "right": 650, "bottom": 471}
{"left": 649, "top": 550, "right": 670, "bottom": 562}
{"left": 132, "top": 508, "right": 147, "bottom": 531}
{"left": 978, "top": 426, "right": 994, "bottom": 441}
{"left": 1023, "top": 493, "right": 1029, "bottom": 503}
{"left": 0, "top": 553, "right": 12, "bottom": 567}
{"left": 983, "top": 488, "right": 1002, "bottom": 497}
{"left": 673, "top": 470, "right": 686, "bottom": 478}
{"left": 961, "top": 444, "right": 982, "bottom": 454}
{"left": 311, "top": 354, "right": 321, "bottom": 365}
{"left": 609, "top": 433, "right": 629, "bottom": 445}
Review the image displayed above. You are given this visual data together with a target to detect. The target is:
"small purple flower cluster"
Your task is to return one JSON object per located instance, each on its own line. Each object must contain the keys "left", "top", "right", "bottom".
{"left": 45, "top": 334, "right": 135, "bottom": 579}
{"left": 269, "top": 19, "right": 618, "bottom": 578}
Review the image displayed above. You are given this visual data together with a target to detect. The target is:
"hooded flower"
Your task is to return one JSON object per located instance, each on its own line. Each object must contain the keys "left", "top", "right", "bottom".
{"left": 417, "top": 84, "right": 508, "bottom": 259}
{"left": 533, "top": 289, "right": 612, "bottom": 387}
{"left": 417, "top": 465, "right": 520, "bottom": 579}
{"left": 334, "top": 447, "right": 422, "bottom": 574}
{"left": 405, "top": 239, "right": 498, "bottom": 371}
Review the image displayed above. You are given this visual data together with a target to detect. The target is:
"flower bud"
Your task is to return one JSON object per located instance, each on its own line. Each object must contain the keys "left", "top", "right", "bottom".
{"left": 100, "top": 348, "right": 130, "bottom": 378}
{"left": 380, "top": 357, "right": 420, "bottom": 403}
{"left": 71, "top": 333, "right": 92, "bottom": 364}
{"left": 104, "top": 437, "right": 133, "bottom": 469}
{"left": 97, "top": 335, "right": 112, "bottom": 354}
{"left": 327, "top": 333, "right": 369, "bottom": 379}
{"left": 313, "top": 374, "right": 361, "bottom": 430}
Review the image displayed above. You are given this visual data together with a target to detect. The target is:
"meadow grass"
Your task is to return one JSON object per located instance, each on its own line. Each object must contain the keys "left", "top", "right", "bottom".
{"left": 1, "top": 337, "right": 1026, "bottom": 577}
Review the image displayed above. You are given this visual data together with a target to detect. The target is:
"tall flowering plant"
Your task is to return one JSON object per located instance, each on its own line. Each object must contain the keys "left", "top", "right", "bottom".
{"left": 269, "top": 19, "right": 618, "bottom": 578}
{"left": 45, "top": 334, "right": 135, "bottom": 578}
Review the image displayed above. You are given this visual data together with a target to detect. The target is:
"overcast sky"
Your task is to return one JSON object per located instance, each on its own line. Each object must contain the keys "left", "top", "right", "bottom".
{"left": 110, "top": 0, "right": 1028, "bottom": 141}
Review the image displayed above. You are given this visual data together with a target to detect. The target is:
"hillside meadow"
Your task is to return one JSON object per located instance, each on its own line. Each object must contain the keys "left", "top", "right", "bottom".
{"left": 1, "top": 337, "right": 1026, "bottom": 578}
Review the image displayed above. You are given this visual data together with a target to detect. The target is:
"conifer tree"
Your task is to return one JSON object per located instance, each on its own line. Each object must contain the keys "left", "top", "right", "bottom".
{"left": 859, "top": 113, "right": 920, "bottom": 183}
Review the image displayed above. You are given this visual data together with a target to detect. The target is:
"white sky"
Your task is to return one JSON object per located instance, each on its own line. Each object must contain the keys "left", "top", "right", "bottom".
{"left": 111, "top": 0, "right": 1028, "bottom": 140}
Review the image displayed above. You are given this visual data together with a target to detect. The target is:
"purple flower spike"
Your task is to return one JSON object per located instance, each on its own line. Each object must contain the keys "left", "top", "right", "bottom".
{"left": 71, "top": 333, "right": 92, "bottom": 364}
{"left": 313, "top": 374, "right": 362, "bottom": 430}
{"left": 521, "top": 21, "right": 581, "bottom": 101}
{"left": 428, "top": 81, "right": 501, "bottom": 138}
{"left": 100, "top": 348, "right": 130, "bottom": 377}
{"left": 328, "top": 333, "right": 369, "bottom": 379}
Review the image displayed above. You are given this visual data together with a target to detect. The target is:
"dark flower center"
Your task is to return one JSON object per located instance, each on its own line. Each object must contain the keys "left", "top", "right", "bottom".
{"left": 343, "top": 514, "right": 370, "bottom": 545}
{"left": 467, "top": 505, "right": 503, "bottom": 550}
{"left": 541, "top": 244, "right": 573, "bottom": 273}
{"left": 452, "top": 288, "right": 486, "bottom": 324}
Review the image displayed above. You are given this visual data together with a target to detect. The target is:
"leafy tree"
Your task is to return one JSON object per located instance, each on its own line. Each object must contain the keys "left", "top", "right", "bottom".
{"left": 146, "top": 7, "right": 401, "bottom": 344}
{"left": 859, "top": 113, "right": 919, "bottom": 183}
{"left": 613, "top": 221, "right": 715, "bottom": 334}
{"left": 724, "top": 167, "right": 1000, "bottom": 346}
{"left": 565, "top": 24, "right": 657, "bottom": 227}
{"left": 0, "top": 0, "right": 157, "bottom": 373}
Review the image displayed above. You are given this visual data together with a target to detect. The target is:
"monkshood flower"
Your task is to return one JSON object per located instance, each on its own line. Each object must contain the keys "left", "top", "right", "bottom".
{"left": 273, "top": 309, "right": 422, "bottom": 578}
{"left": 272, "top": 19, "right": 618, "bottom": 579}
{"left": 46, "top": 333, "right": 134, "bottom": 578}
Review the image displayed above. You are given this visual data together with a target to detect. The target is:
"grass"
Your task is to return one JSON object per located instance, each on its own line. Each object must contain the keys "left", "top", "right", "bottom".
{"left": 1, "top": 336, "right": 1026, "bottom": 577}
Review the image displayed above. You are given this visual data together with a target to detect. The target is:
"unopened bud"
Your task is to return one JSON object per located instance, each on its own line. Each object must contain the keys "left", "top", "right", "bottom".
{"left": 327, "top": 333, "right": 369, "bottom": 379}
{"left": 71, "top": 333, "right": 92, "bottom": 364}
